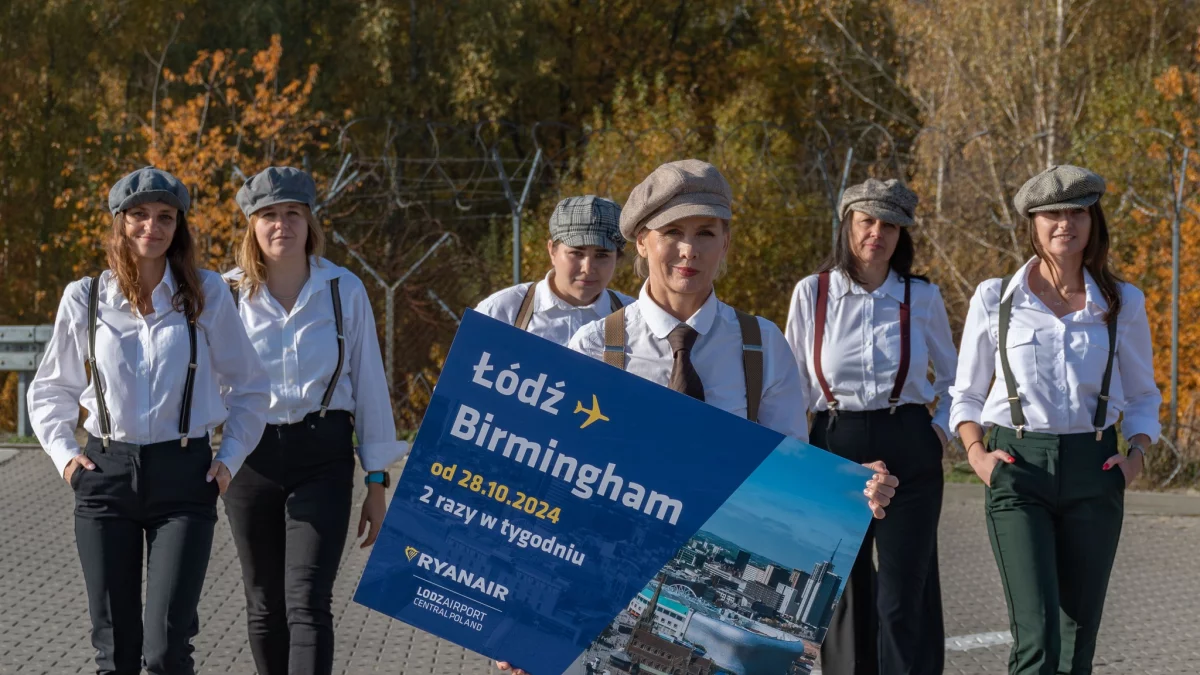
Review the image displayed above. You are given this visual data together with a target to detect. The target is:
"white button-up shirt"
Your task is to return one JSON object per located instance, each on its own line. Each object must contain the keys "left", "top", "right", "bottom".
{"left": 476, "top": 271, "right": 635, "bottom": 346}
{"left": 28, "top": 267, "right": 270, "bottom": 478}
{"left": 949, "top": 257, "right": 1162, "bottom": 441}
{"left": 568, "top": 283, "right": 810, "bottom": 442}
{"left": 785, "top": 269, "right": 958, "bottom": 437}
{"left": 225, "top": 257, "right": 407, "bottom": 471}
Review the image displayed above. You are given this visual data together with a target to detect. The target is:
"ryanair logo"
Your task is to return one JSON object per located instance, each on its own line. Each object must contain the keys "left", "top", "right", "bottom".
{"left": 415, "top": 553, "right": 509, "bottom": 600}
{"left": 574, "top": 394, "right": 610, "bottom": 429}
{"left": 405, "top": 546, "right": 420, "bottom": 562}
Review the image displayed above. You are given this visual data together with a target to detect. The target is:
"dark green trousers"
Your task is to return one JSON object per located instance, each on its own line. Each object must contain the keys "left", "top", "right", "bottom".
{"left": 985, "top": 426, "right": 1125, "bottom": 675}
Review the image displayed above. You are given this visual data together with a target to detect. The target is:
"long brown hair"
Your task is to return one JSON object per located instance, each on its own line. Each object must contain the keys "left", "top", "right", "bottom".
{"left": 106, "top": 211, "right": 205, "bottom": 322}
{"left": 816, "top": 212, "right": 929, "bottom": 284}
{"left": 1025, "top": 202, "right": 1122, "bottom": 325}
{"left": 235, "top": 205, "right": 325, "bottom": 298}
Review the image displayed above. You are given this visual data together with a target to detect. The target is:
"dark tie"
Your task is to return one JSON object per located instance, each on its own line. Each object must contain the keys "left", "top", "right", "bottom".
{"left": 667, "top": 324, "right": 705, "bottom": 401}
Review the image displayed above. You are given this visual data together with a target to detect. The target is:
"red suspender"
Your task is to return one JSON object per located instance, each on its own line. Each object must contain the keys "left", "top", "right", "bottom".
{"left": 813, "top": 271, "right": 912, "bottom": 415}
{"left": 813, "top": 272, "right": 838, "bottom": 415}
{"left": 889, "top": 277, "right": 911, "bottom": 414}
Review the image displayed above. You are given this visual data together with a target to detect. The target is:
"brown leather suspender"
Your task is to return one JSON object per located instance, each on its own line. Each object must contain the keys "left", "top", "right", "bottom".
{"left": 514, "top": 279, "right": 623, "bottom": 331}
{"left": 601, "top": 305, "right": 764, "bottom": 423}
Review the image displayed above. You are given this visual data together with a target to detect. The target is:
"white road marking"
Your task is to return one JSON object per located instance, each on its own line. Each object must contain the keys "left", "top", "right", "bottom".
{"left": 811, "top": 631, "right": 1013, "bottom": 673}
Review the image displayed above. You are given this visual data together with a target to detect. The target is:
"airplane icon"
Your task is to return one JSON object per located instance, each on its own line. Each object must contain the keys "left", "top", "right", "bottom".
{"left": 574, "top": 394, "right": 610, "bottom": 429}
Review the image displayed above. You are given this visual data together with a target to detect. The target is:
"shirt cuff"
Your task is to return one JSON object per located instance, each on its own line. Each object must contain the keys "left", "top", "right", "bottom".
{"left": 358, "top": 440, "right": 410, "bottom": 472}
{"left": 46, "top": 441, "right": 82, "bottom": 479}
{"left": 1122, "top": 419, "right": 1161, "bottom": 445}
{"left": 214, "top": 439, "right": 250, "bottom": 478}
{"left": 948, "top": 402, "right": 983, "bottom": 438}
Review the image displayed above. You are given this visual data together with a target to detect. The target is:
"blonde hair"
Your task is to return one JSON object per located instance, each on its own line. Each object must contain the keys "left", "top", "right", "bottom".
{"left": 236, "top": 205, "right": 326, "bottom": 297}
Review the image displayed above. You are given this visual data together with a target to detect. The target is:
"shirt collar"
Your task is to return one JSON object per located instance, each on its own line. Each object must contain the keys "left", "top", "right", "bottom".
{"left": 105, "top": 263, "right": 178, "bottom": 314}
{"left": 535, "top": 270, "right": 614, "bottom": 313}
{"left": 831, "top": 267, "right": 906, "bottom": 302}
{"left": 291, "top": 256, "right": 338, "bottom": 312}
{"left": 1081, "top": 267, "right": 1108, "bottom": 312}
{"left": 636, "top": 281, "right": 719, "bottom": 340}
{"left": 1003, "top": 256, "right": 1109, "bottom": 314}
{"left": 1000, "top": 257, "right": 1039, "bottom": 304}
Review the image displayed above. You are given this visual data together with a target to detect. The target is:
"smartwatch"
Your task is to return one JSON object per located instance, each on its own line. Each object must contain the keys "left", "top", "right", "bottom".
{"left": 364, "top": 471, "right": 391, "bottom": 488}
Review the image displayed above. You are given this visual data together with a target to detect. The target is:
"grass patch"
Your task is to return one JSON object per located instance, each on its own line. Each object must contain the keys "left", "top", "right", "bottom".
{"left": 944, "top": 460, "right": 983, "bottom": 485}
{"left": 0, "top": 434, "right": 38, "bottom": 445}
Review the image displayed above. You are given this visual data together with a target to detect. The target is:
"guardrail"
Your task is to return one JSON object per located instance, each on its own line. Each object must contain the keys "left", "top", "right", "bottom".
{"left": 0, "top": 325, "right": 52, "bottom": 438}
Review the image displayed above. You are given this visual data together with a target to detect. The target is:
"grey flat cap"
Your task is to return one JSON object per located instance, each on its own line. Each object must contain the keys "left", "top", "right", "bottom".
{"left": 839, "top": 178, "right": 918, "bottom": 227}
{"left": 1013, "top": 165, "right": 1106, "bottom": 217}
{"left": 548, "top": 196, "right": 623, "bottom": 250}
{"left": 236, "top": 166, "right": 317, "bottom": 219}
{"left": 108, "top": 167, "right": 190, "bottom": 216}
{"left": 619, "top": 159, "right": 733, "bottom": 241}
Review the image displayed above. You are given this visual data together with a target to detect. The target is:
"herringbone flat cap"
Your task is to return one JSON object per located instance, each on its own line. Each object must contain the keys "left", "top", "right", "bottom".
{"left": 838, "top": 178, "right": 918, "bottom": 227}
{"left": 1013, "top": 165, "right": 1106, "bottom": 217}
{"left": 548, "top": 195, "right": 623, "bottom": 250}
{"left": 619, "top": 159, "right": 733, "bottom": 241}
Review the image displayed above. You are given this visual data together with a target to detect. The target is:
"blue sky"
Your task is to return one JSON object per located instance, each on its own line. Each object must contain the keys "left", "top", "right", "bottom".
{"left": 699, "top": 437, "right": 873, "bottom": 576}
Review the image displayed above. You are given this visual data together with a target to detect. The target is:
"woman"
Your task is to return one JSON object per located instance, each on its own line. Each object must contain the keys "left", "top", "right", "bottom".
{"left": 27, "top": 166, "right": 270, "bottom": 675}
{"left": 950, "top": 164, "right": 1161, "bottom": 675}
{"left": 477, "top": 195, "right": 633, "bottom": 343}
{"left": 223, "top": 166, "right": 407, "bottom": 675}
{"left": 496, "top": 159, "right": 901, "bottom": 675}
{"left": 785, "top": 178, "right": 956, "bottom": 675}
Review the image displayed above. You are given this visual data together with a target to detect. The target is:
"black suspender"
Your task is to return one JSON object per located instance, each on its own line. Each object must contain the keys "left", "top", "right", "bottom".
{"left": 88, "top": 275, "right": 197, "bottom": 447}
{"left": 320, "top": 277, "right": 345, "bottom": 417}
{"left": 997, "top": 274, "right": 1118, "bottom": 439}
{"left": 87, "top": 277, "right": 113, "bottom": 447}
{"left": 179, "top": 319, "right": 198, "bottom": 446}
{"left": 230, "top": 276, "right": 346, "bottom": 419}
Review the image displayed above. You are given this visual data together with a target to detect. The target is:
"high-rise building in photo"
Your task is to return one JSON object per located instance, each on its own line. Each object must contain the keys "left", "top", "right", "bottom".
{"left": 796, "top": 541, "right": 844, "bottom": 628}
{"left": 734, "top": 550, "right": 751, "bottom": 575}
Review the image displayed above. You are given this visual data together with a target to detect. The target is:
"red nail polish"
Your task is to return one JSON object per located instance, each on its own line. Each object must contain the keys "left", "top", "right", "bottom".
{"left": 1102, "top": 463, "right": 1110, "bottom": 471}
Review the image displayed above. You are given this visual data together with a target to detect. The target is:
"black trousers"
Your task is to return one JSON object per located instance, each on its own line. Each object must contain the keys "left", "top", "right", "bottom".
{"left": 72, "top": 434, "right": 219, "bottom": 675}
{"left": 814, "top": 404, "right": 946, "bottom": 675}
{"left": 223, "top": 410, "right": 355, "bottom": 675}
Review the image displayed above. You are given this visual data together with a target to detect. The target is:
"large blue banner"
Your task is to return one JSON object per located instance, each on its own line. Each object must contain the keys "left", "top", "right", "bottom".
{"left": 355, "top": 310, "right": 873, "bottom": 675}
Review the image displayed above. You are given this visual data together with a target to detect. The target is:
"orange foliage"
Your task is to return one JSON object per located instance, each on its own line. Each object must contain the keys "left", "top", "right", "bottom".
{"left": 56, "top": 36, "right": 335, "bottom": 272}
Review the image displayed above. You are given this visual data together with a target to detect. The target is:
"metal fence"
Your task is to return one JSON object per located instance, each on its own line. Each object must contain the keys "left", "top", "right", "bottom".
{"left": 2, "top": 120, "right": 1197, "bottom": 486}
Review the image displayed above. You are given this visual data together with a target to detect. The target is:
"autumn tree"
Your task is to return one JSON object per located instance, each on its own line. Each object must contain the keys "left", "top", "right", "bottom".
{"left": 56, "top": 36, "right": 336, "bottom": 273}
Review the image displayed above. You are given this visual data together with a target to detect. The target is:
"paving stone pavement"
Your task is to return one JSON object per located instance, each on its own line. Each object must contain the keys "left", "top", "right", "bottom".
{"left": 1, "top": 449, "right": 1197, "bottom": 675}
